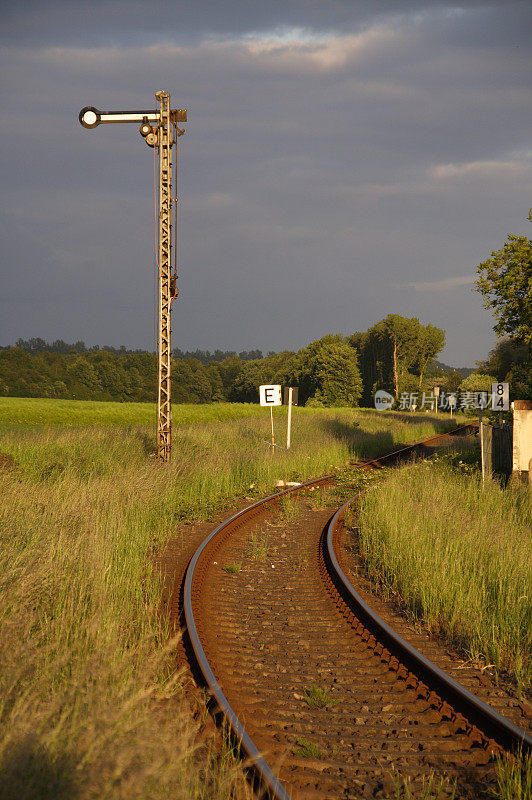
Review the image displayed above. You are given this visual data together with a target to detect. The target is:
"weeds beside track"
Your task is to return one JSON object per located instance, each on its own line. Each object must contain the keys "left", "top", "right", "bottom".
{"left": 356, "top": 456, "right": 532, "bottom": 691}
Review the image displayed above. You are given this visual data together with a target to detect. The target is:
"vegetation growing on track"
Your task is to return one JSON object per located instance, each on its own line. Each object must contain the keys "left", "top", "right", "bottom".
{"left": 0, "top": 403, "right": 467, "bottom": 798}
{"left": 356, "top": 453, "right": 532, "bottom": 690}
{"left": 495, "top": 750, "right": 532, "bottom": 800}
{"left": 248, "top": 531, "right": 270, "bottom": 560}
{"left": 302, "top": 684, "right": 341, "bottom": 709}
{"left": 293, "top": 737, "right": 323, "bottom": 759}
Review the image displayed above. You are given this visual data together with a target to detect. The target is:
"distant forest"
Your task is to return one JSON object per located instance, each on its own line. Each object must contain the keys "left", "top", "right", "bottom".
{"left": 1, "top": 338, "right": 266, "bottom": 363}
{"left": 2, "top": 316, "right": 527, "bottom": 406}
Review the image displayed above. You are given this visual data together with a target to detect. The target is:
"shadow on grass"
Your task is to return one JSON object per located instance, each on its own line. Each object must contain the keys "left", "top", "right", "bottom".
{"left": 381, "top": 412, "right": 455, "bottom": 431}
{"left": 0, "top": 737, "right": 78, "bottom": 800}
{"left": 320, "top": 416, "right": 393, "bottom": 457}
{"left": 130, "top": 428, "right": 157, "bottom": 456}
{"left": 320, "top": 412, "right": 460, "bottom": 460}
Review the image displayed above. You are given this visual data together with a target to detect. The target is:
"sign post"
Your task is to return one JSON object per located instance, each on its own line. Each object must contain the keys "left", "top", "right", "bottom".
{"left": 474, "top": 391, "right": 489, "bottom": 488}
{"left": 448, "top": 393, "right": 457, "bottom": 419}
{"left": 283, "top": 387, "right": 299, "bottom": 449}
{"left": 434, "top": 386, "right": 440, "bottom": 414}
{"left": 259, "top": 385, "right": 282, "bottom": 452}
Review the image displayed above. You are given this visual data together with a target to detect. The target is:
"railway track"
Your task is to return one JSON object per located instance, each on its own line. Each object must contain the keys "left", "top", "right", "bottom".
{"left": 180, "top": 425, "right": 531, "bottom": 799}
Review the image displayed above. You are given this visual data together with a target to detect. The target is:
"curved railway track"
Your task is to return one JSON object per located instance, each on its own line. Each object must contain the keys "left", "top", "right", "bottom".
{"left": 181, "top": 425, "right": 531, "bottom": 799}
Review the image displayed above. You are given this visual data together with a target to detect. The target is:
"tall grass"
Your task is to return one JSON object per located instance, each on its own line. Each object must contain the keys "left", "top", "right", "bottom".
{"left": 357, "top": 458, "right": 532, "bottom": 688}
{"left": 495, "top": 751, "right": 532, "bottom": 800}
{"left": 0, "top": 408, "right": 466, "bottom": 797}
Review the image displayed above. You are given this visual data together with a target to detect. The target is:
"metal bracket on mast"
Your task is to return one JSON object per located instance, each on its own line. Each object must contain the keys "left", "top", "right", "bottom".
{"left": 79, "top": 91, "right": 187, "bottom": 462}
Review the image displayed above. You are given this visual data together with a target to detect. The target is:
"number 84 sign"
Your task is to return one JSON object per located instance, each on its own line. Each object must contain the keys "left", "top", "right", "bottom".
{"left": 491, "top": 382, "right": 509, "bottom": 411}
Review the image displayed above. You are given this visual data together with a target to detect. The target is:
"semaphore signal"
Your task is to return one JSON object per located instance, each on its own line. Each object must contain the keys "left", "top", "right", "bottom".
{"left": 79, "top": 90, "right": 187, "bottom": 462}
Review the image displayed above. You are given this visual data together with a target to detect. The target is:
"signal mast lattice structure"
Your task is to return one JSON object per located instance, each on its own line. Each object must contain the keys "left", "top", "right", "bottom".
{"left": 79, "top": 90, "right": 186, "bottom": 461}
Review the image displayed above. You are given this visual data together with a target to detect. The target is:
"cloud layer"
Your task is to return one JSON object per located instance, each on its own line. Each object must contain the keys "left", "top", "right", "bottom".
{"left": 1, "top": 1, "right": 531, "bottom": 365}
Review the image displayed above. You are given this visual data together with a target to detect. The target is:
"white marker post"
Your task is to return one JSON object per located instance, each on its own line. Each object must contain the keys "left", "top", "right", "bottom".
{"left": 259, "top": 385, "right": 282, "bottom": 452}
{"left": 283, "top": 387, "right": 299, "bottom": 449}
{"left": 474, "top": 391, "right": 489, "bottom": 488}
{"left": 434, "top": 386, "right": 440, "bottom": 414}
{"left": 448, "top": 393, "right": 457, "bottom": 419}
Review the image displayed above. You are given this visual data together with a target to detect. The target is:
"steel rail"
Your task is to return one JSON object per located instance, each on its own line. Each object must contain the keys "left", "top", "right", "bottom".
{"left": 182, "top": 422, "right": 510, "bottom": 800}
{"left": 325, "top": 502, "right": 532, "bottom": 757}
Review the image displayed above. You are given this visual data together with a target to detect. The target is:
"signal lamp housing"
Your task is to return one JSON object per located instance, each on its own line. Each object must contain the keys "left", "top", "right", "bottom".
{"left": 139, "top": 117, "right": 152, "bottom": 137}
{"left": 79, "top": 106, "right": 101, "bottom": 128}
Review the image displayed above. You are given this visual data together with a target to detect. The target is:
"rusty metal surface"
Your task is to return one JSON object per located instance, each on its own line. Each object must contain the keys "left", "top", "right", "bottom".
{"left": 180, "top": 425, "right": 529, "bottom": 798}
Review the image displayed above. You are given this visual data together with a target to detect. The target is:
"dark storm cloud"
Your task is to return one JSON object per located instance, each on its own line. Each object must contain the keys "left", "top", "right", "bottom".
{"left": 2, "top": 0, "right": 530, "bottom": 46}
{"left": 1, "top": 0, "right": 531, "bottom": 363}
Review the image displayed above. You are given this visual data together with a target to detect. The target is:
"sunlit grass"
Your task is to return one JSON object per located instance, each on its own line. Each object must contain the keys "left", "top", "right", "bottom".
{"left": 357, "top": 457, "right": 532, "bottom": 688}
{"left": 0, "top": 396, "right": 265, "bottom": 427}
{"left": 389, "top": 768, "right": 457, "bottom": 800}
{"left": 494, "top": 750, "right": 532, "bottom": 800}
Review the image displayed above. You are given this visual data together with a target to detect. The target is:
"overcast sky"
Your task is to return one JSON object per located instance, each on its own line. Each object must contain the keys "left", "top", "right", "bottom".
{"left": 1, "top": 0, "right": 531, "bottom": 366}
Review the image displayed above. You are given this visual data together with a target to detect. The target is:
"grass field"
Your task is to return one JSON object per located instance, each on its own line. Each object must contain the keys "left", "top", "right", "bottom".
{"left": 0, "top": 395, "right": 469, "bottom": 432}
{"left": 0, "top": 400, "right": 468, "bottom": 798}
{"left": 0, "top": 396, "right": 266, "bottom": 427}
{"left": 356, "top": 453, "right": 532, "bottom": 691}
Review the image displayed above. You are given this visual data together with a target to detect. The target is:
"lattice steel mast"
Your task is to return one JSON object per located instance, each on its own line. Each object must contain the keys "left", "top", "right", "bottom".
{"left": 79, "top": 91, "right": 186, "bottom": 462}
{"left": 156, "top": 91, "right": 173, "bottom": 462}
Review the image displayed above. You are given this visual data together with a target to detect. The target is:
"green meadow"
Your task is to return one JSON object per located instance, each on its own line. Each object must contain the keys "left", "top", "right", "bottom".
{"left": 0, "top": 396, "right": 265, "bottom": 427}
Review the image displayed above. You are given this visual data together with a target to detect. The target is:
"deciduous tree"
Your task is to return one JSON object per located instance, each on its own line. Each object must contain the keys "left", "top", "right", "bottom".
{"left": 474, "top": 234, "right": 532, "bottom": 345}
{"left": 287, "top": 335, "right": 362, "bottom": 406}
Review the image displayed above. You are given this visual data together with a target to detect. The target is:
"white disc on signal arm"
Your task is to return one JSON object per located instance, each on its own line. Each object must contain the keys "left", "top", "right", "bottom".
{"left": 83, "top": 110, "right": 97, "bottom": 125}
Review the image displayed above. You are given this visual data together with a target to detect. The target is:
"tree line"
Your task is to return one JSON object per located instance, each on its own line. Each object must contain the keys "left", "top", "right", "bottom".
{"left": 0, "top": 315, "right": 459, "bottom": 406}
{"left": 4, "top": 338, "right": 266, "bottom": 363}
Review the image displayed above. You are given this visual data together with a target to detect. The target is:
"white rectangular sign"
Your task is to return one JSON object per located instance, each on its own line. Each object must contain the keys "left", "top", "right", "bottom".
{"left": 491, "top": 382, "right": 509, "bottom": 411}
{"left": 259, "top": 384, "right": 282, "bottom": 407}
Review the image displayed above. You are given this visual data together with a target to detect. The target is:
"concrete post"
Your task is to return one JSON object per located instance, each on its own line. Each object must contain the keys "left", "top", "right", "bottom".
{"left": 512, "top": 400, "right": 532, "bottom": 485}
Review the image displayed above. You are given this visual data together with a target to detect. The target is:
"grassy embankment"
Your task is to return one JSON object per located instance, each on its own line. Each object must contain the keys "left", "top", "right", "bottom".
{"left": 355, "top": 454, "right": 531, "bottom": 692}
{"left": 0, "top": 399, "right": 463, "bottom": 799}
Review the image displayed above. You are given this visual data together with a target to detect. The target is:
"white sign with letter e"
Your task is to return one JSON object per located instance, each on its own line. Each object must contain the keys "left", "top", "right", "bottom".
{"left": 491, "top": 382, "right": 509, "bottom": 411}
{"left": 259, "top": 385, "right": 282, "bottom": 407}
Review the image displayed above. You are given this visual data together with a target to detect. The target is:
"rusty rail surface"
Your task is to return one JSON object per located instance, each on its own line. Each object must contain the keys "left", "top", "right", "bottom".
{"left": 183, "top": 423, "right": 529, "bottom": 799}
